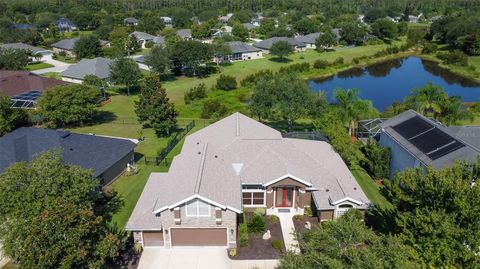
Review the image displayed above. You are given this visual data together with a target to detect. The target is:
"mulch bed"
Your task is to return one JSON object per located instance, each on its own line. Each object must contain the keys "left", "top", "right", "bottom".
{"left": 293, "top": 215, "right": 321, "bottom": 234}
{"left": 230, "top": 213, "right": 285, "bottom": 260}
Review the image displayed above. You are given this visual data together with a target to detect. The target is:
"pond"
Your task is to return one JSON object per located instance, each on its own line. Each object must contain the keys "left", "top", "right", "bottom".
{"left": 309, "top": 57, "right": 480, "bottom": 111}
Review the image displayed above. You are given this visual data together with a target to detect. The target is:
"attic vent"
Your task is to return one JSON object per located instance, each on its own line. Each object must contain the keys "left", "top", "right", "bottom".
{"left": 198, "top": 151, "right": 201, "bottom": 154}
{"left": 326, "top": 189, "right": 330, "bottom": 192}
{"left": 232, "top": 163, "right": 243, "bottom": 176}
{"left": 353, "top": 187, "right": 357, "bottom": 190}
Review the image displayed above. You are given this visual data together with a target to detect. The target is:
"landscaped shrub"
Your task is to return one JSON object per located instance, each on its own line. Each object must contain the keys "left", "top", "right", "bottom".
{"left": 313, "top": 59, "right": 329, "bottom": 69}
{"left": 254, "top": 208, "right": 266, "bottom": 216}
{"left": 359, "top": 138, "right": 390, "bottom": 180}
{"left": 145, "top": 40, "right": 155, "bottom": 48}
{"left": 247, "top": 214, "right": 266, "bottom": 234}
{"left": 334, "top": 57, "right": 344, "bottom": 65}
{"left": 422, "top": 42, "right": 438, "bottom": 54}
{"left": 240, "top": 70, "right": 273, "bottom": 86}
{"left": 201, "top": 98, "right": 228, "bottom": 119}
{"left": 268, "top": 215, "right": 279, "bottom": 223}
{"left": 271, "top": 239, "right": 283, "bottom": 251}
{"left": 184, "top": 83, "right": 208, "bottom": 104}
{"left": 305, "top": 206, "right": 314, "bottom": 217}
{"left": 278, "top": 62, "right": 310, "bottom": 73}
{"left": 437, "top": 50, "right": 468, "bottom": 66}
{"left": 216, "top": 74, "right": 237, "bottom": 90}
{"left": 239, "top": 223, "right": 249, "bottom": 247}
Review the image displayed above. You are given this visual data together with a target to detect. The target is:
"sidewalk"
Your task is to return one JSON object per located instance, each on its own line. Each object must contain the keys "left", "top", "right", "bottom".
{"left": 276, "top": 213, "right": 300, "bottom": 253}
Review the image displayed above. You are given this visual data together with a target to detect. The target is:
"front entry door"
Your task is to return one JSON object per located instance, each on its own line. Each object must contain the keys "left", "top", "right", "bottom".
{"left": 276, "top": 187, "right": 293, "bottom": 207}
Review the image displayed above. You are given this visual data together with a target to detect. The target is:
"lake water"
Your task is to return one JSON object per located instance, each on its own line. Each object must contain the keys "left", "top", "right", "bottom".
{"left": 308, "top": 57, "right": 480, "bottom": 111}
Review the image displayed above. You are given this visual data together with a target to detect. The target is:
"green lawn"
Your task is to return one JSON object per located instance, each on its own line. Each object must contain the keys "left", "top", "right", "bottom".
{"left": 350, "top": 167, "right": 392, "bottom": 210}
{"left": 53, "top": 54, "right": 78, "bottom": 64}
{"left": 162, "top": 42, "right": 404, "bottom": 106}
{"left": 41, "top": 72, "right": 62, "bottom": 79}
{"left": 25, "top": 62, "right": 54, "bottom": 71}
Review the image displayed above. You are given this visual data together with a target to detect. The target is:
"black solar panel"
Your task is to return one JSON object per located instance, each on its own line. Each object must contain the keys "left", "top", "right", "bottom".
{"left": 392, "top": 116, "right": 433, "bottom": 139}
{"left": 392, "top": 116, "right": 465, "bottom": 161}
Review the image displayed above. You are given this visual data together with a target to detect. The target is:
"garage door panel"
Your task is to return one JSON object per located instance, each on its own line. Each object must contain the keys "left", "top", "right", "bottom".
{"left": 171, "top": 228, "right": 227, "bottom": 247}
{"left": 143, "top": 231, "right": 164, "bottom": 247}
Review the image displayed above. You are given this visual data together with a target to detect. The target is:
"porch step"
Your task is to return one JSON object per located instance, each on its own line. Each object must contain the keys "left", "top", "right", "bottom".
{"left": 278, "top": 209, "right": 291, "bottom": 213}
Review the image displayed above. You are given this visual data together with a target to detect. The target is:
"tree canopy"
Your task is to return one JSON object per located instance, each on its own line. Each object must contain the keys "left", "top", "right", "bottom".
{"left": 37, "top": 84, "right": 100, "bottom": 127}
{"left": 0, "top": 150, "right": 124, "bottom": 269}
{"left": 109, "top": 57, "right": 142, "bottom": 95}
{"left": 269, "top": 41, "right": 294, "bottom": 60}
{"left": 0, "top": 48, "right": 30, "bottom": 70}
{"left": 74, "top": 34, "right": 102, "bottom": 59}
{"left": 144, "top": 45, "right": 171, "bottom": 75}
{"left": 0, "top": 93, "right": 28, "bottom": 136}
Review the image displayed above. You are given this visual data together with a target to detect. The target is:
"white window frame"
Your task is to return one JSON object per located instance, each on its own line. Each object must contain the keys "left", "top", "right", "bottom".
{"left": 242, "top": 189, "right": 266, "bottom": 208}
{"left": 185, "top": 199, "right": 211, "bottom": 217}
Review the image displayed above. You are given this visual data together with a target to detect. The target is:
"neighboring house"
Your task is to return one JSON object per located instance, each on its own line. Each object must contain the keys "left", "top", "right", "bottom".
{"left": 295, "top": 32, "right": 322, "bottom": 49}
{"left": 0, "top": 70, "right": 69, "bottom": 108}
{"left": 0, "top": 43, "right": 53, "bottom": 62}
{"left": 358, "top": 14, "right": 365, "bottom": 23}
{"left": 408, "top": 13, "right": 423, "bottom": 23}
{"left": 254, "top": 37, "right": 306, "bottom": 53}
{"left": 124, "top": 17, "right": 139, "bottom": 26}
{"left": 131, "top": 31, "right": 165, "bottom": 48}
{"left": 61, "top": 57, "right": 112, "bottom": 83}
{"left": 243, "top": 22, "right": 256, "bottom": 31}
{"left": 0, "top": 127, "right": 137, "bottom": 185}
{"left": 385, "top": 16, "right": 398, "bottom": 22}
{"left": 9, "top": 24, "right": 36, "bottom": 30}
{"left": 56, "top": 18, "right": 78, "bottom": 32}
{"left": 160, "top": 16, "right": 173, "bottom": 27}
{"left": 430, "top": 15, "right": 443, "bottom": 22}
{"left": 126, "top": 113, "right": 369, "bottom": 248}
{"left": 176, "top": 29, "right": 193, "bottom": 40}
{"left": 379, "top": 110, "right": 480, "bottom": 178}
{"left": 212, "top": 26, "right": 232, "bottom": 38}
{"left": 51, "top": 38, "right": 110, "bottom": 56}
{"left": 218, "top": 13, "right": 234, "bottom": 23}
{"left": 215, "top": 41, "right": 263, "bottom": 63}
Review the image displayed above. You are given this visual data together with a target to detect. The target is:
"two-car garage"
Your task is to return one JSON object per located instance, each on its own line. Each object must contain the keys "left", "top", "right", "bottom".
{"left": 170, "top": 228, "right": 228, "bottom": 247}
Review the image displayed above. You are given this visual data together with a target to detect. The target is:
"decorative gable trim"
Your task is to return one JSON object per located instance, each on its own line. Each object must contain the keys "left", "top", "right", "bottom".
{"left": 152, "top": 194, "right": 242, "bottom": 214}
{"left": 330, "top": 197, "right": 363, "bottom": 206}
{"left": 263, "top": 174, "right": 312, "bottom": 187}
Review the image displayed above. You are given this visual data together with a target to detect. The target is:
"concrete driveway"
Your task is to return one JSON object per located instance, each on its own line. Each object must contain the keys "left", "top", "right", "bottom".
{"left": 32, "top": 59, "right": 71, "bottom": 75}
{"left": 137, "top": 248, "right": 278, "bottom": 269}
{"left": 138, "top": 248, "right": 231, "bottom": 269}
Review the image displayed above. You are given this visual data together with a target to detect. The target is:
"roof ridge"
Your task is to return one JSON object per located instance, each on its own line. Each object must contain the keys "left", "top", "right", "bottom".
{"left": 194, "top": 143, "right": 208, "bottom": 194}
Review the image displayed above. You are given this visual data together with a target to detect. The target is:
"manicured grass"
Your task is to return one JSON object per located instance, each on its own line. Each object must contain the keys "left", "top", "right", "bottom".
{"left": 162, "top": 42, "right": 404, "bottom": 106}
{"left": 41, "top": 72, "right": 62, "bottom": 79}
{"left": 53, "top": 54, "right": 78, "bottom": 64}
{"left": 25, "top": 62, "right": 54, "bottom": 71}
{"left": 350, "top": 167, "right": 392, "bottom": 210}
{"left": 458, "top": 112, "right": 480, "bottom": 125}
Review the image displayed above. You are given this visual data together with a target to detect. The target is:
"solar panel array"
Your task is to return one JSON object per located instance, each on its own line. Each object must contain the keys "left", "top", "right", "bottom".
{"left": 10, "top": 90, "right": 42, "bottom": 108}
{"left": 392, "top": 116, "right": 465, "bottom": 161}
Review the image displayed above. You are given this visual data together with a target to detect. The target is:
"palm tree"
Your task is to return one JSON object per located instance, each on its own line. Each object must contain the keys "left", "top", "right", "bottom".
{"left": 410, "top": 83, "right": 447, "bottom": 117}
{"left": 333, "top": 88, "right": 372, "bottom": 136}
{"left": 437, "top": 96, "right": 473, "bottom": 125}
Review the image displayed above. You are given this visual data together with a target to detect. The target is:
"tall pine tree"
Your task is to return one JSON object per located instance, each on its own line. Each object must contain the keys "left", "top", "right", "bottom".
{"left": 135, "top": 75, "right": 178, "bottom": 136}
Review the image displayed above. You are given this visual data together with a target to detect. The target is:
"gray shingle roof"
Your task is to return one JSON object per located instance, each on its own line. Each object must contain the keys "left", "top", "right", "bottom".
{"left": 381, "top": 110, "right": 480, "bottom": 169}
{"left": 0, "top": 127, "right": 136, "bottom": 178}
{"left": 124, "top": 17, "right": 138, "bottom": 23}
{"left": 227, "top": 41, "right": 261, "bottom": 54}
{"left": 295, "top": 32, "right": 322, "bottom": 44}
{"left": 52, "top": 38, "right": 110, "bottom": 51}
{"left": 176, "top": 29, "right": 192, "bottom": 39}
{"left": 61, "top": 57, "right": 112, "bottom": 80}
{"left": 0, "top": 43, "right": 52, "bottom": 54}
{"left": 242, "top": 23, "right": 256, "bottom": 31}
{"left": 254, "top": 37, "right": 306, "bottom": 50}
{"left": 131, "top": 31, "right": 165, "bottom": 44}
{"left": 126, "top": 113, "right": 369, "bottom": 230}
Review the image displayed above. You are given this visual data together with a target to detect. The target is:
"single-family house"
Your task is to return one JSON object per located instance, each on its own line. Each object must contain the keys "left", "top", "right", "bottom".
{"left": 160, "top": 16, "right": 173, "bottom": 27}
{"left": 9, "top": 24, "right": 36, "bottom": 30}
{"left": 60, "top": 57, "right": 112, "bottom": 83}
{"left": 51, "top": 38, "right": 110, "bottom": 56}
{"left": 176, "top": 29, "right": 193, "bottom": 40}
{"left": 0, "top": 127, "right": 137, "bottom": 185}
{"left": 0, "top": 43, "right": 53, "bottom": 62}
{"left": 131, "top": 31, "right": 165, "bottom": 48}
{"left": 0, "top": 70, "right": 69, "bottom": 108}
{"left": 254, "top": 37, "right": 306, "bottom": 53}
{"left": 430, "top": 15, "right": 443, "bottom": 23}
{"left": 212, "top": 26, "right": 232, "bottom": 38}
{"left": 243, "top": 23, "right": 256, "bottom": 31}
{"left": 218, "top": 13, "right": 234, "bottom": 23}
{"left": 126, "top": 113, "right": 369, "bottom": 248}
{"left": 379, "top": 110, "right": 480, "bottom": 178}
{"left": 385, "top": 16, "right": 398, "bottom": 23}
{"left": 408, "top": 13, "right": 423, "bottom": 23}
{"left": 124, "top": 17, "right": 139, "bottom": 26}
{"left": 215, "top": 41, "right": 263, "bottom": 63}
{"left": 295, "top": 32, "right": 323, "bottom": 49}
{"left": 56, "top": 18, "right": 78, "bottom": 32}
